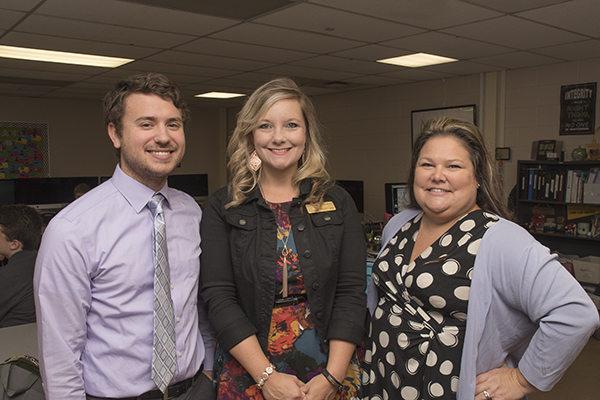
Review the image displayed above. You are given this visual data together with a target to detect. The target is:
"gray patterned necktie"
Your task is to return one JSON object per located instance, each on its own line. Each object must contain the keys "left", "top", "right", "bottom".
{"left": 148, "top": 193, "right": 176, "bottom": 393}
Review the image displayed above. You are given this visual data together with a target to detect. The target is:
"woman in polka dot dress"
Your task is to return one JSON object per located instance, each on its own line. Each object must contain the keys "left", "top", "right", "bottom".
{"left": 363, "top": 117, "right": 599, "bottom": 400}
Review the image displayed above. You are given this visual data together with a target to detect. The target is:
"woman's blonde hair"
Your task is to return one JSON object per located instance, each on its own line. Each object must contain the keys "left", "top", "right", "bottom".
{"left": 226, "top": 77, "right": 333, "bottom": 209}
{"left": 408, "top": 116, "right": 513, "bottom": 220}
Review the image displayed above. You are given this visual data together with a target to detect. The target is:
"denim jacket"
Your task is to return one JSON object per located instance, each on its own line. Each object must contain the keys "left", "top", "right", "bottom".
{"left": 200, "top": 179, "right": 367, "bottom": 354}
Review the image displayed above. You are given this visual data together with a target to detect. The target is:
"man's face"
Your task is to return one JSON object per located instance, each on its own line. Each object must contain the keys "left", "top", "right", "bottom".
{"left": 108, "top": 93, "right": 185, "bottom": 191}
{"left": 0, "top": 227, "right": 15, "bottom": 259}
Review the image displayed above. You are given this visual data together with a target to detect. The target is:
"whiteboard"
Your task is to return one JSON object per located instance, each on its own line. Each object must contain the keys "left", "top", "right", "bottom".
{"left": 411, "top": 105, "right": 476, "bottom": 145}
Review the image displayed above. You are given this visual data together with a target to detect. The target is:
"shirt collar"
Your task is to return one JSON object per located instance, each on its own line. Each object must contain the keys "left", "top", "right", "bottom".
{"left": 111, "top": 164, "right": 170, "bottom": 213}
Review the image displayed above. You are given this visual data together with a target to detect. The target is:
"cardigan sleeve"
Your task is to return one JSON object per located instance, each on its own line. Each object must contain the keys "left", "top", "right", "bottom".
{"left": 478, "top": 220, "right": 599, "bottom": 391}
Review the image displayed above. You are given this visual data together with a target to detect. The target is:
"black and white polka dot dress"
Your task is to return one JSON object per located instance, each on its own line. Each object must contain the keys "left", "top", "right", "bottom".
{"left": 362, "top": 210, "right": 499, "bottom": 400}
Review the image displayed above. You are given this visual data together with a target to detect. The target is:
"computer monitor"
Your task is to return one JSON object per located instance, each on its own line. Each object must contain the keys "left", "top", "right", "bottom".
{"left": 336, "top": 180, "right": 364, "bottom": 213}
{"left": 385, "top": 183, "right": 410, "bottom": 216}
{"left": 13, "top": 177, "right": 100, "bottom": 209}
{"left": 168, "top": 174, "right": 209, "bottom": 200}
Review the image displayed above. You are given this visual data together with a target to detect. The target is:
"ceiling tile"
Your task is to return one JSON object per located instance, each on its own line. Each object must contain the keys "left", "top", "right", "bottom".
{"left": 442, "top": 15, "right": 586, "bottom": 50}
{"left": 533, "top": 39, "right": 600, "bottom": 60}
{"left": 119, "top": 0, "right": 292, "bottom": 20}
{"left": 258, "top": 64, "right": 361, "bottom": 82}
{"left": 117, "top": 60, "right": 235, "bottom": 80}
{"left": 0, "top": 9, "right": 25, "bottom": 30}
{"left": 473, "top": 51, "right": 563, "bottom": 69}
{"left": 331, "top": 45, "right": 412, "bottom": 61}
{"left": 424, "top": 60, "right": 503, "bottom": 75}
{"left": 381, "top": 68, "right": 455, "bottom": 81}
{"left": 213, "top": 71, "right": 288, "bottom": 84}
{"left": 175, "top": 38, "right": 311, "bottom": 64}
{"left": 0, "top": 0, "right": 44, "bottom": 12}
{"left": 343, "top": 75, "right": 412, "bottom": 86}
{"left": 382, "top": 31, "right": 514, "bottom": 60}
{"left": 209, "top": 22, "right": 362, "bottom": 54}
{"left": 15, "top": 15, "right": 195, "bottom": 48}
{"left": 311, "top": 0, "right": 502, "bottom": 30}
{"left": 291, "top": 55, "right": 399, "bottom": 75}
{"left": 36, "top": 0, "right": 239, "bottom": 36}
{"left": 463, "top": 0, "right": 571, "bottom": 13}
{"left": 254, "top": 3, "right": 424, "bottom": 42}
{"left": 517, "top": 0, "right": 600, "bottom": 37}
{"left": 0, "top": 65, "right": 89, "bottom": 82}
{"left": 145, "top": 50, "right": 273, "bottom": 71}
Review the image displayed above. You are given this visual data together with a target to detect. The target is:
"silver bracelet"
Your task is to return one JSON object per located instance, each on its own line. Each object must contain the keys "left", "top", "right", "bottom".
{"left": 256, "top": 363, "right": 276, "bottom": 390}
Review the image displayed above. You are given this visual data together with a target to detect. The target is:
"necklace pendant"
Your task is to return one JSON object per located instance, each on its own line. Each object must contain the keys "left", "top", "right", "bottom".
{"left": 282, "top": 256, "right": 288, "bottom": 298}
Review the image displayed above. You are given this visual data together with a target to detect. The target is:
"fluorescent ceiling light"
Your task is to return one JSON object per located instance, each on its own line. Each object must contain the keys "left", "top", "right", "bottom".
{"left": 0, "top": 45, "right": 133, "bottom": 68}
{"left": 195, "top": 92, "right": 245, "bottom": 99}
{"left": 377, "top": 53, "right": 457, "bottom": 68}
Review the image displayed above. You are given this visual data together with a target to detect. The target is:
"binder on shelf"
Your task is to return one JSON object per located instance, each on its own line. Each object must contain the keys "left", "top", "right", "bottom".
{"left": 528, "top": 168, "right": 535, "bottom": 200}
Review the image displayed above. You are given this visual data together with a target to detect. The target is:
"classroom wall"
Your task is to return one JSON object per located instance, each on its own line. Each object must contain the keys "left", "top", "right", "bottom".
{"left": 2, "top": 56, "right": 600, "bottom": 218}
{"left": 313, "top": 74, "right": 481, "bottom": 221}
{"left": 503, "top": 57, "right": 600, "bottom": 195}
{"left": 0, "top": 96, "right": 224, "bottom": 194}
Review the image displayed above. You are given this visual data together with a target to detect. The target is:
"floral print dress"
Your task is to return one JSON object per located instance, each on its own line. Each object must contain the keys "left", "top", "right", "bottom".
{"left": 213, "top": 202, "right": 362, "bottom": 400}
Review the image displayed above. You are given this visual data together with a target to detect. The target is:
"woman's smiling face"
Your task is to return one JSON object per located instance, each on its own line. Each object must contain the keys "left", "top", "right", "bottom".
{"left": 252, "top": 98, "right": 306, "bottom": 176}
{"left": 414, "top": 135, "right": 479, "bottom": 223}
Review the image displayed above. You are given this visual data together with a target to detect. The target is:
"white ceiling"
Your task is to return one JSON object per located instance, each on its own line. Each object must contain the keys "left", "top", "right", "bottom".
{"left": 0, "top": 0, "right": 599, "bottom": 106}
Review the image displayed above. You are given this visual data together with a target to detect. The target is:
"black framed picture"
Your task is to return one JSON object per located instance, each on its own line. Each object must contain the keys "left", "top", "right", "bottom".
{"left": 559, "top": 82, "right": 597, "bottom": 135}
{"left": 495, "top": 147, "right": 511, "bottom": 160}
{"left": 531, "top": 140, "right": 562, "bottom": 160}
{"left": 411, "top": 105, "right": 476, "bottom": 145}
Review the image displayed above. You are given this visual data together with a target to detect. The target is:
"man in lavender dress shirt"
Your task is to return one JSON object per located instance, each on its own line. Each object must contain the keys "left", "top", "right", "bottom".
{"left": 34, "top": 73, "right": 216, "bottom": 400}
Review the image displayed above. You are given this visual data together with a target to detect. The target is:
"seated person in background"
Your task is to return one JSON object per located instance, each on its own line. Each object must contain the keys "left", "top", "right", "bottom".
{"left": 0, "top": 204, "right": 42, "bottom": 328}
{"left": 73, "top": 183, "right": 91, "bottom": 199}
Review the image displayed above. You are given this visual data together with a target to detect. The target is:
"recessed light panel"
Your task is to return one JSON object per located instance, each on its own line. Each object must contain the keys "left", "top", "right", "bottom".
{"left": 195, "top": 92, "right": 245, "bottom": 99}
{"left": 377, "top": 53, "right": 457, "bottom": 68}
{"left": 0, "top": 45, "right": 133, "bottom": 68}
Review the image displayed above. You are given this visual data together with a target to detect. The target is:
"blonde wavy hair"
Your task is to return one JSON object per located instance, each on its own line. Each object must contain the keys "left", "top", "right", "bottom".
{"left": 226, "top": 77, "right": 333, "bottom": 209}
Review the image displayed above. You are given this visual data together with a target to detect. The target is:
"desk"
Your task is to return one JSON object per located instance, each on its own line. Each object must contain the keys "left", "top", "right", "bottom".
{"left": 0, "top": 323, "right": 37, "bottom": 362}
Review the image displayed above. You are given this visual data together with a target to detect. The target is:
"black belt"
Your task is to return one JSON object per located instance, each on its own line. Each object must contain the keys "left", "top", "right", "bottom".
{"left": 274, "top": 295, "right": 307, "bottom": 307}
{"left": 86, "top": 366, "right": 203, "bottom": 400}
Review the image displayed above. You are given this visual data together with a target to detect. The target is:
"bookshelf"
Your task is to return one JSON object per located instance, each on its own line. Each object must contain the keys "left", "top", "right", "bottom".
{"left": 516, "top": 160, "right": 600, "bottom": 257}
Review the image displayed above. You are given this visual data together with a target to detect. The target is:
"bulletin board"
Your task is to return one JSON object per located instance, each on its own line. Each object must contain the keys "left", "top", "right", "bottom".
{"left": 0, "top": 121, "right": 49, "bottom": 179}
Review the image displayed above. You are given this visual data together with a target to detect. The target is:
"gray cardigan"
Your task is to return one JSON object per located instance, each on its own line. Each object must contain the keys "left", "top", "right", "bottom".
{"left": 368, "top": 209, "right": 599, "bottom": 400}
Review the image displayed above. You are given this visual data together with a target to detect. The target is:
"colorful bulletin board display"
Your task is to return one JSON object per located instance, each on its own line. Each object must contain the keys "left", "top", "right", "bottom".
{"left": 0, "top": 121, "right": 49, "bottom": 179}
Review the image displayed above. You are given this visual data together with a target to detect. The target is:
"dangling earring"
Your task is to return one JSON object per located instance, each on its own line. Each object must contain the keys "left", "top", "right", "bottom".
{"left": 249, "top": 150, "right": 262, "bottom": 171}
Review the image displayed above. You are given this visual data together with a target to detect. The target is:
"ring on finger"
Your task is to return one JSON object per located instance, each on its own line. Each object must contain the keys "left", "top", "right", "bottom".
{"left": 483, "top": 390, "right": 491, "bottom": 399}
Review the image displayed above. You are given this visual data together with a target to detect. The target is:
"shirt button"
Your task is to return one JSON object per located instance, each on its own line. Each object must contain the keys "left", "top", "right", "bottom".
{"left": 178, "top": 352, "right": 182, "bottom": 357}
{"left": 304, "top": 250, "right": 311, "bottom": 258}
{"left": 177, "top": 317, "right": 181, "bottom": 323}
{"left": 239, "top": 219, "right": 246, "bottom": 226}
{"left": 316, "top": 312, "right": 323, "bottom": 320}
{"left": 297, "top": 224, "right": 305, "bottom": 231}
{"left": 324, "top": 216, "right": 331, "bottom": 222}
{"left": 312, "top": 282, "right": 319, "bottom": 291}
{"left": 171, "top": 284, "right": 174, "bottom": 289}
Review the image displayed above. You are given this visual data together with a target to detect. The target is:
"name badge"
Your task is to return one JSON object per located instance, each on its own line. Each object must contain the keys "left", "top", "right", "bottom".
{"left": 306, "top": 201, "right": 336, "bottom": 214}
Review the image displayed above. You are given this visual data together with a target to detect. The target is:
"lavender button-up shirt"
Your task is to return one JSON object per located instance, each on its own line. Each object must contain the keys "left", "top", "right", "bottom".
{"left": 34, "top": 165, "right": 215, "bottom": 399}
